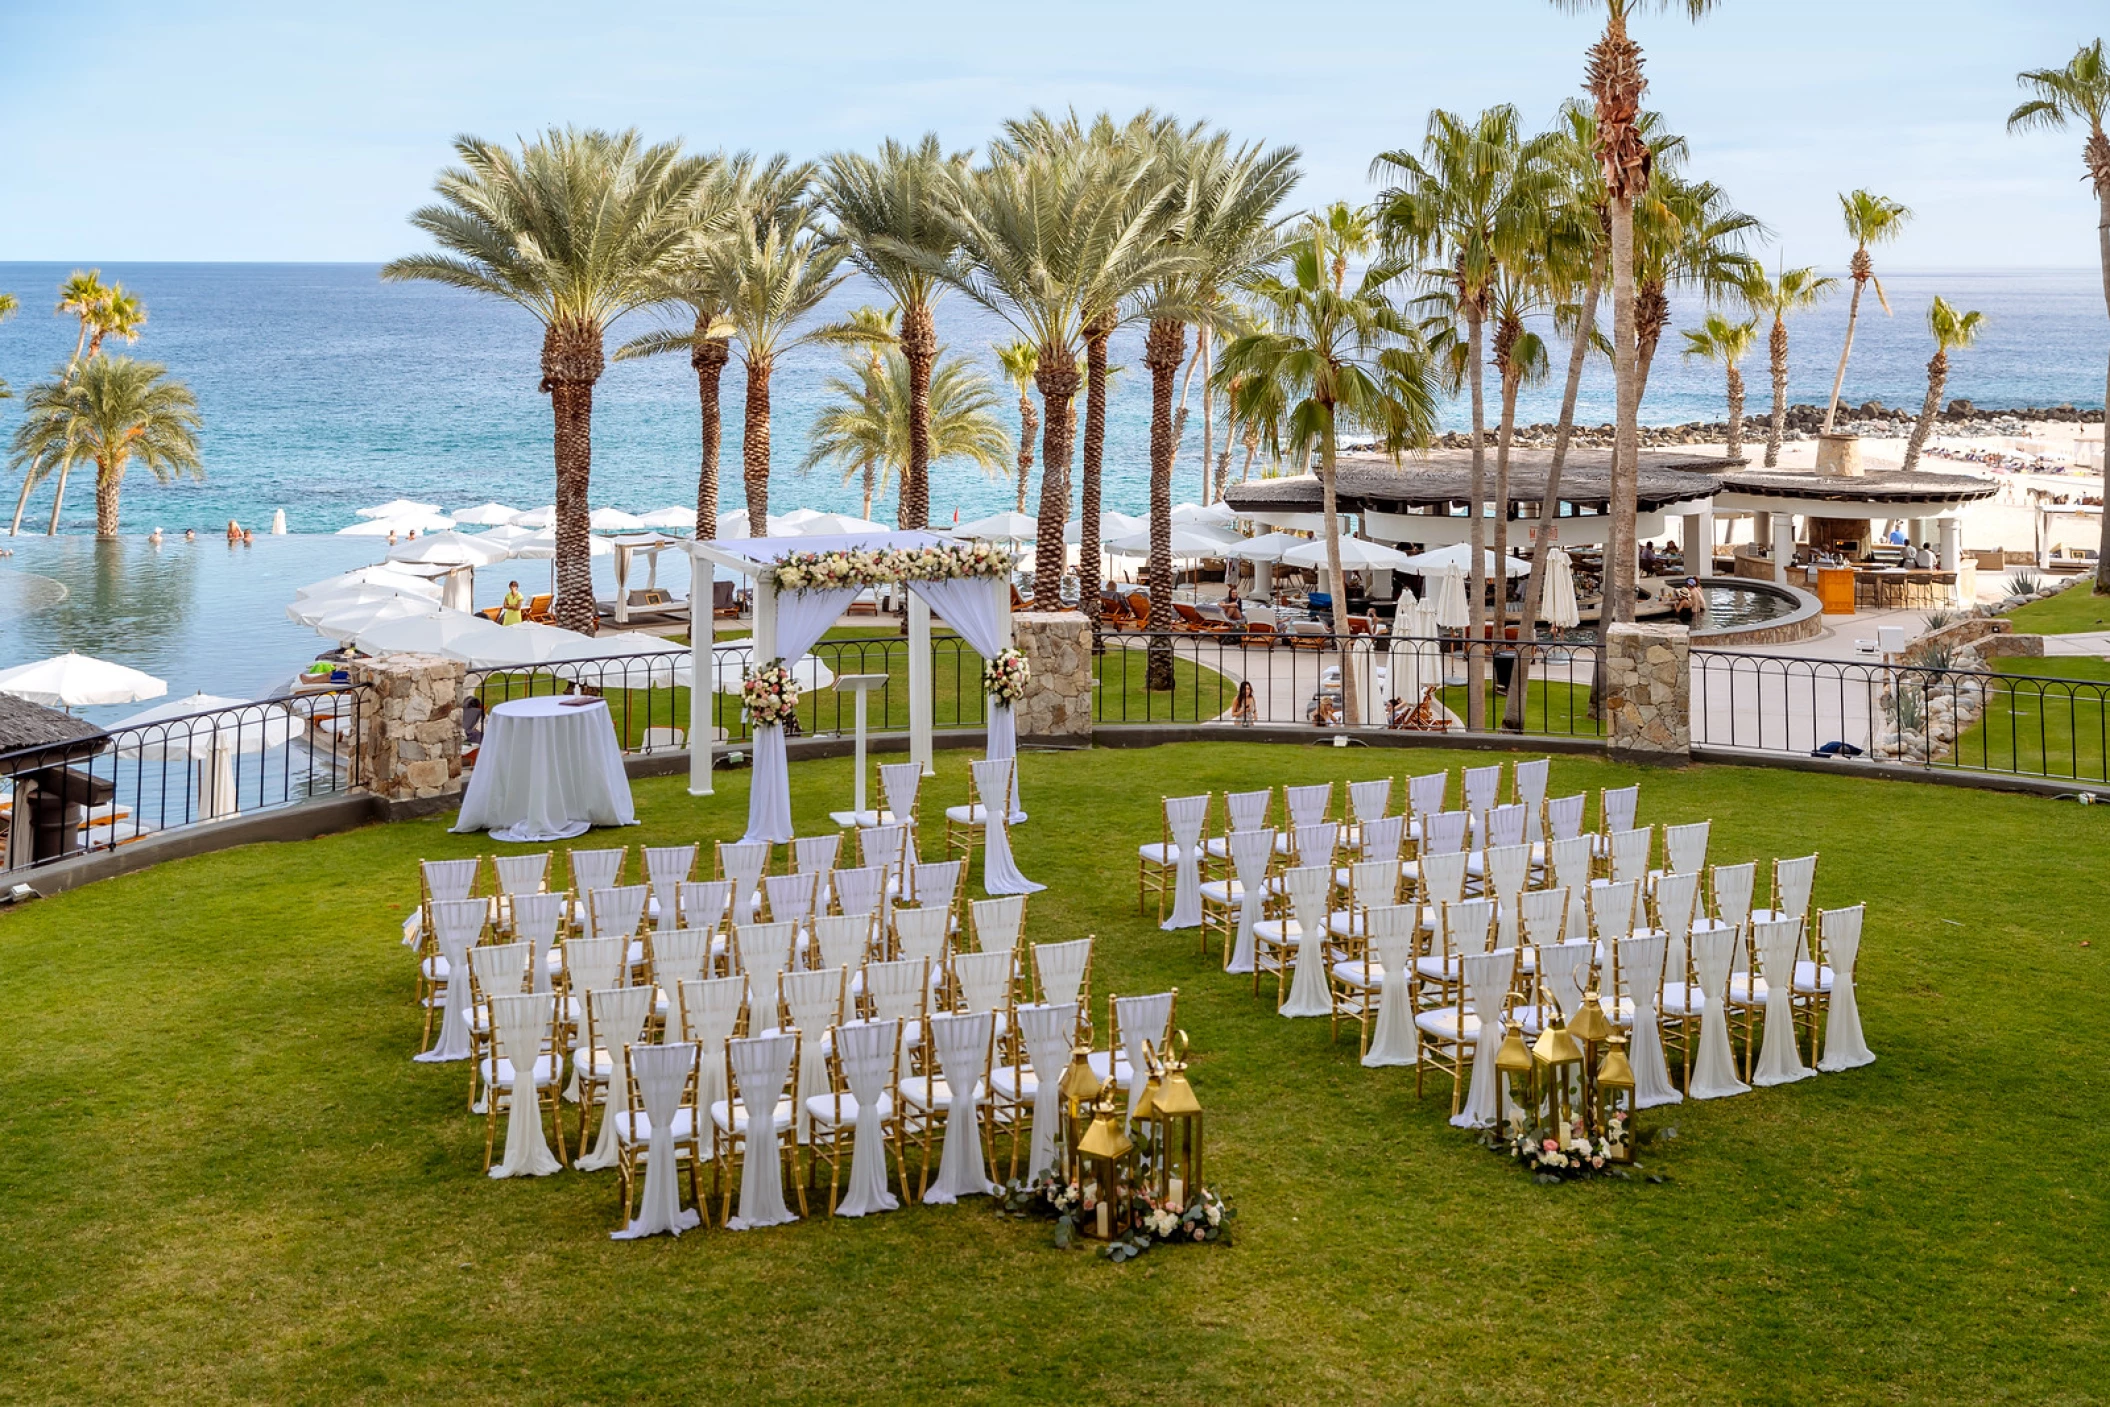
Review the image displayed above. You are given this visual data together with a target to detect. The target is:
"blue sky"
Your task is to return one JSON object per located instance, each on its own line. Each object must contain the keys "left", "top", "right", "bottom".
{"left": 2, "top": 0, "right": 2105, "bottom": 267}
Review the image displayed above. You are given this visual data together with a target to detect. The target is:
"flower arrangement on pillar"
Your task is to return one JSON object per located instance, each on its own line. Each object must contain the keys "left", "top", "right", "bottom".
{"left": 741, "top": 661, "right": 800, "bottom": 726}
{"left": 983, "top": 647, "right": 1030, "bottom": 704}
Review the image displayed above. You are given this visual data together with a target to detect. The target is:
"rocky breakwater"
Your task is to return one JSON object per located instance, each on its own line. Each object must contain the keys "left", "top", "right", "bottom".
{"left": 1398, "top": 401, "right": 2103, "bottom": 453}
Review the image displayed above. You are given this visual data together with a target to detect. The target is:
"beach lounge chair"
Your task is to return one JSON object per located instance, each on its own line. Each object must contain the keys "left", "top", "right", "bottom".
{"left": 1174, "top": 602, "right": 1235, "bottom": 634}
{"left": 524, "top": 593, "right": 556, "bottom": 624}
{"left": 1287, "top": 621, "right": 1332, "bottom": 650}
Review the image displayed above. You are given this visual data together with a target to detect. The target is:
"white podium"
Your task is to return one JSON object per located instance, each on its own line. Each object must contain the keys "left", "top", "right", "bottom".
{"left": 827, "top": 673, "right": 895, "bottom": 827}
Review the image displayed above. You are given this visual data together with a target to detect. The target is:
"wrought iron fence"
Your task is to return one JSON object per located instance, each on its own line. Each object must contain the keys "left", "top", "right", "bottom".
{"left": 1690, "top": 648, "right": 2110, "bottom": 783}
{"left": 1090, "top": 629, "right": 1604, "bottom": 738}
{"left": 0, "top": 686, "right": 372, "bottom": 873}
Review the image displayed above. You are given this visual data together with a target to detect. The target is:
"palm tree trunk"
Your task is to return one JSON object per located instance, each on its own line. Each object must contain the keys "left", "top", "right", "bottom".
{"left": 1726, "top": 364, "right": 1746, "bottom": 461}
{"left": 542, "top": 318, "right": 605, "bottom": 635}
{"left": 1198, "top": 327, "right": 1215, "bottom": 506}
{"left": 1320, "top": 422, "right": 1358, "bottom": 728}
{"left": 1015, "top": 390, "right": 1037, "bottom": 513}
{"left": 1081, "top": 314, "right": 1115, "bottom": 627}
{"left": 742, "top": 354, "right": 773, "bottom": 538}
{"left": 1608, "top": 193, "right": 1640, "bottom": 627}
{"left": 1823, "top": 254, "right": 1871, "bottom": 434}
{"left": 1903, "top": 349, "right": 1947, "bottom": 472}
{"left": 1031, "top": 353, "right": 1080, "bottom": 611}
{"left": 1506, "top": 265, "right": 1600, "bottom": 733}
{"left": 1492, "top": 366, "right": 1520, "bottom": 730}
{"left": 8, "top": 455, "right": 42, "bottom": 535}
{"left": 2094, "top": 181, "right": 2110, "bottom": 593}
{"left": 899, "top": 300, "right": 936, "bottom": 530}
{"left": 1144, "top": 319, "right": 1184, "bottom": 691}
{"left": 692, "top": 333, "right": 729, "bottom": 539}
{"left": 1464, "top": 303, "right": 1488, "bottom": 731}
{"left": 1766, "top": 315, "right": 1789, "bottom": 467}
{"left": 44, "top": 464, "right": 71, "bottom": 535}
{"left": 861, "top": 457, "right": 875, "bottom": 520}
{"left": 94, "top": 461, "right": 121, "bottom": 539}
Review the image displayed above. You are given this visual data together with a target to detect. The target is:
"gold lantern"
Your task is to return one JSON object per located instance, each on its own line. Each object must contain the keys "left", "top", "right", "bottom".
{"left": 1568, "top": 987, "right": 1613, "bottom": 1134}
{"left": 1492, "top": 1019, "right": 1535, "bottom": 1138}
{"left": 1144, "top": 1032, "right": 1204, "bottom": 1208}
{"left": 1530, "top": 1017, "right": 1584, "bottom": 1135}
{"left": 1074, "top": 1088, "right": 1138, "bottom": 1240}
{"left": 1596, "top": 1032, "right": 1637, "bottom": 1163}
{"left": 1056, "top": 1043, "right": 1103, "bottom": 1186}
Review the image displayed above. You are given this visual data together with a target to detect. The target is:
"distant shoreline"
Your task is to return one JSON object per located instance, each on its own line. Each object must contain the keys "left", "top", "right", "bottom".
{"left": 1410, "top": 401, "right": 2105, "bottom": 452}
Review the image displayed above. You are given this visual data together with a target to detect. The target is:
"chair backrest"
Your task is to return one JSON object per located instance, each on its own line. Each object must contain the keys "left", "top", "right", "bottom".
{"left": 651, "top": 927, "right": 712, "bottom": 993}
{"left": 1284, "top": 781, "right": 1333, "bottom": 829}
{"left": 1460, "top": 947, "right": 1516, "bottom": 1027}
{"left": 829, "top": 1017, "right": 901, "bottom": 1115}
{"left": 717, "top": 839, "right": 771, "bottom": 888}
{"left": 1366, "top": 903, "right": 1417, "bottom": 973}
{"left": 857, "top": 823, "right": 909, "bottom": 877}
{"left": 586, "top": 884, "right": 648, "bottom": 940}
{"left": 1359, "top": 814, "right": 1406, "bottom": 866}
{"left": 1751, "top": 916, "right": 1803, "bottom": 981}
{"left": 1406, "top": 770, "right": 1448, "bottom": 819}
{"left": 812, "top": 913, "right": 872, "bottom": 972}
{"left": 1290, "top": 821, "right": 1339, "bottom": 867}
{"left": 1818, "top": 903, "right": 1864, "bottom": 969}
{"left": 1544, "top": 793, "right": 1586, "bottom": 843}
{"left": 1513, "top": 759, "right": 1551, "bottom": 840}
{"left": 428, "top": 896, "right": 490, "bottom": 951}
{"left": 831, "top": 865, "right": 884, "bottom": 919}
{"left": 1711, "top": 861, "right": 1757, "bottom": 929}
{"left": 677, "top": 973, "right": 747, "bottom": 1047}
{"left": 1484, "top": 844, "right": 1532, "bottom": 905}
{"left": 1654, "top": 870, "right": 1702, "bottom": 982}
{"left": 793, "top": 832, "right": 841, "bottom": 878}
{"left": 676, "top": 879, "right": 732, "bottom": 936}
{"left": 491, "top": 991, "right": 558, "bottom": 1069}
{"left": 1442, "top": 898, "right": 1496, "bottom": 958}
{"left": 763, "top": 870, "right": 819, "bottom": 927}
{"left": 725, "top": 1032, "right": 798, "bottom": 1122}
{"left": 1346, "top": 858, "right": 1397, "bottom": 911}
{"left": 1164, "top": 794, "right": 1209, "bottom": 851}
{"left": 1348, "top": 777, "right": 1393, "bottom": 825}
{"left": 1615, "top": 931, "right": 1667, "bottom": 1008}
{"left": 1535, "top": 940, "right": 1593, "bottom": 1022}
{"left": 879, "top": 762, "right": 922, "bottom": 825}
{"left": 423, "top": 856, "right": 482, "bottom": 905}
{"left": 1773, "top": 853, "right": 1818, "bottom": 922}
{"left": 1519, "top": 887, "right": 1568, "bottom": 947}
{"left": 1462, "top": 763, "right": 1502, "bottom": 819}
{"left": 969, "top": 895, "right": 1026, "bottom": 957}
{"left": 892, "top": 904, "right": 950, "bottom": 968}
{"left": 1608, "top": 826, "right": 1652, "bottom": 885}
{"left": 909, "top": 858, "right": 963, "bottom": 911}
{"left": 971, "top": 757, "right": 1015, "bottom": 823}
{"left": 780, "top": 966, "right": 846, "bottom": 1040}
{"left": 1484, "top": 803, "right": 1527, "bottom": 851}
{"left": 587, "top": 982, "right": 653, "bottom": 1058}
{"left": 642, "top": 843, "right": 697, "bottom": 898}
{"left": 1417, "top": 849, "right": 1470, "bottom": 908}
{"left": 863, "top": 957, "right": 930, "bottom": 1025}
{"left": 1663, "top": 820, "right": 1710, "bottom": 876}
{"left": 510, "top": 892, "right": 565, "bottom": 992}
{"left": 1227, "top": 828, "right": 1276, "bottom": 889}
{"left": 490, "top": 852, "right": 548, "bottom": 897}
{"left": 468, "top": 941, "right": 531, "bottom": 1005}
{"left": 735, "top": 920, "right": 796, "bottom": 1025}
{"left": 1600, "top": 784, "right": 1640, "bottom": 835}
{"left": 1032, "top": 937, "right": 1093, "bottom": 1008}
{"left": 569, "top": 846, "right": 625, "bottom": 895}
{"left": 952, "top": 949, "right": 1016, "bottom": 1014}
{"left": 1420, "top": 810, "right": 1469, "bottom": 856}
{"left": 1110, "top": 991, "right": 1176, "bottom": 1101}
{"left": 1282, "top": 865, "right": 1332, "bottom": 933}
{"left": 564, "top": 935, "right": 628, "bottom": 997}
{"left": 1590, "top": 878, "right": 1640, "bottom": 945}
{"left": 1223, "top": 788, "right": 1272, "bottom": 832}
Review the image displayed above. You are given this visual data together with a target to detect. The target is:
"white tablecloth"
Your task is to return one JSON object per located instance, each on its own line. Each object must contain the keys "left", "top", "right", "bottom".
{"left": 453, "top": 696, "right": 636, "bottom": 842}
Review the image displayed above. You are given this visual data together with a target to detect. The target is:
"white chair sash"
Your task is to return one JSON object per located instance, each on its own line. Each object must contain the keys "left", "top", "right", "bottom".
{"left": 1514, "top": 758, "right": 1550, "bottom": 841}
{"left": 569, "top": 847, "right": 624, "bottom": 898}
{"left": 489, "top": 991, "right": 562, "bottom": 1178}
{"left": 832, "top": 866, "right": 883, "bottom": 920}
{"left": 510, "top": 892, "right": 565, "bottom": 994}
{"left": 1617, "top": 932, "right": 1681, "bottom": 1108}
{"left": 1450, "top": 946, "right": 1516, "bottom": 1129}
{"left": 725, "top": 1032, "right": 799, "bottom": 1230}
{"left": 969, "top": 895, "right": 1025, "bottom": 957}
{"left": 417, "top": 898, "right": 487, "bottom": 1063}
{"left": 1284, "top": 781, "right": 1331, "bottom": 830}
{"left": 1033, "top": 938, "right": 1091, "bottom": 1008}
{"left": 1348, "top": 777, "right": 1392, "bottom": 825}
{"left": 675, "top": 879, "right": 731, "bottom": 938}
{"left": 578, "top": 984, "right": 654, "bottom": 1170}
{"left": 832, "top": 1018, "right": 902, "bottom": 1217}
{"left": 973, "top": 759, "right": 1043, "bottom": 895}
{"left": 879, "top": 761, "right": 922, "bottom": 827}
{"left": 782, "top": 966, "right": 846, "bottom": 1142}
{"left": 793, "top": 832, "right": 841, "bottom": 879}
{"left": 719, "top": 841, "right": 770, "bottom": 928}
{"left": 678, "top": 975, "right": 747, "bottom": 1115}
{"left": 1016, "top": 1001, "right": 1078, "bottom": 1179}
{"left": 812, "top": 913, "right": 872, "bottom": 971}
{"left": 643, "top": 844, "right": 697, "bottom": 931}
{"left": 1225, "top": 827, "right": 1275, "bottom": 975}
{"left": 1751, "top": 918, "right": 1814, "bottom": 1087}
{"left": 1278, "top": 866, "right": 1333, "bottom": 1019}
{"left": 1362, "top": 904, "right": 1418, "bottom": 1068}
{"left": 1115, "top": 991, "right": 1175, "bottom": 1124}
{"left": 612, "top": 1042, "right": 702, "bottom": 1239}
{"left": 923, "top": 1010, "right": 995, "bottom": 1204}
{"left": 1160, "top": 794, "right": 1208, "bottom": 931}
{"left": 1817, "top": 905, "right": 1875, "bottom": 1071}
{"left": 1688, "top": 926, "right": 1750, "bottom": 1098}
{"left": 588, "top": 884, "right": 648, "bottom": 939}
{"left": 651, "top": 928, "right": 710, "bottom": 1003}
{"left": 764, "top": 870, "right": 819, "bottom": 930}
{"left": 737, "top": 920, "right": 795, "bottom": 1027}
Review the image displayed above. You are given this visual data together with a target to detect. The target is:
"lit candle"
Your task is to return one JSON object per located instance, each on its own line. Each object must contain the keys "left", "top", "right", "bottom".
{"left": 1167, "top": 1176, "right": 1185, "bottom": 1209}
{"left": 1096, "top": 1201, "right": 1110, "bottom": 1239}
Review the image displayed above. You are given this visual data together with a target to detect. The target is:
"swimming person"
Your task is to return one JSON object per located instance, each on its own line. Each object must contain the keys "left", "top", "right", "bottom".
{"left": 500, "top": 581, "right": 525, "bottom": 625}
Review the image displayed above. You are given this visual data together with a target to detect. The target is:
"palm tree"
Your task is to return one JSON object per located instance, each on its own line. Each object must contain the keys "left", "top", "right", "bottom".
{"left": 2008, "top": 40, "right": 2110, "bottom": 590}
{"left": 384, "top": 128, "right": 713, "bottom": 630}
{"left": 1373, "top": 104, "right": 1553, "bottom": 728}
{"left": 9, "top": 356, "right": 202, "bottom": 538}
{"left": 1221, "top": 226, "right": 1438, "bottom": 725}
{"left": 930, "top": 132, "right": 1183, "bottom": 608}
{"left": 616, "top": 152, "right": 803, "bottom": 538}
{"left": 1630, "top": 173, "right": 1762, "bottom": 402}
{"left": 1679, "top": 312, "right": 1759, "bottom": 459}
{"left": 0, "top": 293, "right": 15, "bottom": 402}
{"left": 11, "top": 271, "right": 148, "bottom": 535}
{"left": 1550, "top": 0, "right": 1722, "bottom": 627}
{"left": 995, "top": 340, "right": 1040, "bottom": 512}
{"left": 1820, "top": 189, "right": 1914, "bottom": 434}
{"left": 1742, "top": 260, "right": 1838, "bottom": 467}
{"left": 831, "top": 305, "right": 899, "bottom": 518}
{"left": 820, "top": 135, "right": 969, "bottom": 530}
{"left": 802, "top": 344, "right": 1010, "bottom": 512}
{"left": 1901, "top": 298, "right": 1986, "bottom": 472}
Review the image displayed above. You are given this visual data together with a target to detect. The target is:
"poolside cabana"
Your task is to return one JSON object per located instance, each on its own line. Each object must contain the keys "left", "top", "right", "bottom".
{"left": 1709, "top": 467, "right": 1999, "bottom": 602}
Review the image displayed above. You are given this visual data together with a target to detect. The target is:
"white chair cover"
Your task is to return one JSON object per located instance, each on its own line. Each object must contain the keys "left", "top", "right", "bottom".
{"left": 1461, "top": 763, "right": 1500, "bottom": 821}
{"left": 793, "top": 832, "right": 841, "bottom": 879}
{"left": 1405, "top": 770, "right": 1447, "bottom": 825}
{"left": 858, "top": 823, "right": 908, "bottom": 879}
{"left": 1601, "top": 783, "right": 1639, "bottom": 834}
{"left": 764, "top": 870, "right": 819, "bottom": 930}
{"left": 1225, "top": 827, "right": 1275, "bottom": 975}
{"left": 781, "top": 966, "right": 846, "bottom": 1142}
{"left": 578, "top": 983, "right": 654, "bottom": 1170}
{"left": 745, "top": 584, "right": 862, "bottom": 843}
{"left": 492, "top": 851, "right": 549, "bottom": 897}
{"left": 1535, "top": 940, "right": 1593, "bottom": 1029}
{"left": 1160, "top": 794, "right": 1208, "bottom": 931}
{"left": 1654, "top": 870, "right": 1701, "bottom": 986}
{"left": 879, "top": 761, "right": 922, "bottom": 827}
{"left": 1751, "top": 918, "right": 1814, "bottom": 1087}
{"left": 737, "top": 920, "right": 795, "bottom": 1028}
{"left": 1687, "top": 926, "right": 1750, "bottom": 1099}
{"left": 611, "top": 1042, "right": 702, "bottom": 1239}
{"left": 569, "top": 847, "right": 624, "bottom": 900}
{"left": 1033, "top": 938, "right": 1091, "bottom": 1008}
{"left": 511, "top": 892, "right": 565, "bottom": 994}
{"left": 922, "top": 1010, "right": 995, "bottom": 1204}
{"left": 588, "top": 884, "right": 648, "bottom": 939}
{"left": 969, "top": 895, "right": 1025, "bottom": 957}
{"left": 675, "top": 879, "right": 731, "bottom": 939}
{"left": 1514, "top": 758, "right": 1550, "bottom": 841}
{"left": 1616, "top": 932, "right": 1682, "bottom": 1108}
{"left": 489, "top": 991, "right": 562, "bottom": 1178}
{"left": 1817, "top": 905, "right": 1875, "bottom": 1071}
{"left": 1360, "top": 814, "right": 1406, "bottom": 867}
{"left": 972, "top": 759, "right": 1043, "bottom": 895}
{"left": 725, "top": 1032, "right": 799, "bottom": 1229}
{"left": 678, "top": 974, "right": 747, "bottom": 1115}
{"left": 1284, "top": 781, "right": 1331, "bottom": 830}
{"left": 832, "top": 866, "right": 883, "bottom": 919}
{"left": 1450, "top": 946, "right": 1516, "bottom": 1129}
{"left": 643, "top": 844, "right": 697, "bottom": 931}
{"left": 1115, "top": 991, "right": 1175, "bottom": 1123}
{"left": 908, "top": 857, "right": 962, "bottom": 909}
{"left": 831, "top": 1018, "right": 902, "bottom": 1217}
{"left": 1662, "top": 820, "right": 1710, "bottom": 876}
{"left": 1278, "top": 865, "right": 1334, "bottom": 1018}
{"left": 1543, "top": 793, "right": 1585, "bottom": 843}
{"left": 417, "top": 898, "right": 487, "bottom": 1063}
{"left": 1362, "top": 904, "right": 1418, "bottom": 1068}
{"left": 651, "top": 928, "right": 711, "bottom": 1002}
{"left": 1015, "top": 1001, "right": 1078, "bottom": 1179}
{"left": 953, "top": 950, "right": 1015, "bottom": 1015}
{"left": 1347, "top": 777, "right": 1392, "bottom": 825}
{"left": 719, "top": 841, "right": 770, "bottom": 927}
{"left": 892, "top": 905, "right": 949, "bottom": 970}
{"left": 812, "top": 913, "right": 872, "bottom": 971}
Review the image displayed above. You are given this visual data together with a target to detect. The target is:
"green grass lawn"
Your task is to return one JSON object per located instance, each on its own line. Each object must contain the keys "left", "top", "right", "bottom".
{"left": 1950, "top": 655, "right": 2110, "bottom": 781}
{"left": 4, "top": 743, "right": 2107, "bottom": 1402}
{"left": 1439, "top": 680, "right": 1605, "bottom": 737}
{"left": 2004, "top": 578, "right": 2110, "bottom": 635}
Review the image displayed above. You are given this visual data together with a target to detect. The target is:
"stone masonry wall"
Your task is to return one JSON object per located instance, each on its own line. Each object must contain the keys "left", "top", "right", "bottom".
{"left": 1012, "top": 611, "right": 1093, "bottom": 740}
{"left": 349, "top": 653, "right": 468, "bottom": 801}
{"left": 1602, "top": 622, "right": 1691, "bottom": 762}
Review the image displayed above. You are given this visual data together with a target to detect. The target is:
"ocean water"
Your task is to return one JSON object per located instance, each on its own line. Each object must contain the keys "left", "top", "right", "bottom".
{"left": 0, "top": 262, "right": 2102, "bottom": 714}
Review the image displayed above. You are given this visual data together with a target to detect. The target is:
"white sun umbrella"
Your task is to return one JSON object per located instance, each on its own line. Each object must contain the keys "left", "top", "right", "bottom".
{"left": 1063, "top": 511, "right": 1145, "bottom": 546}
{"left": 1398, "top": 542, "right": 1530, "bottom": 578}
{"left": 386, "top": 530, "right": 513, "bottom": 568}
{"left": 1280, "top": 537, "right": 1417, "bottom": 572}
{"left": 589, "top": 506, "right": 647, "bottom": 532}
{"left": 1385, "top": 628, "right": 1443, "bottom": 706}
{"left": 1185, "top": 500, "right": 1240, "bottom": 526}
{"left": 286, "top": 585, "right": 429, "bottom": 628}
{"left": 1104, "top": 523, "right": 1244, "bottom": 557}
{"left": 1428, "top": 564, "right": 1471, "bottom": 629}
{"left": 337, "top": 509, "right": 454, "bottom": 537}
{"left": 715, "top": 508, "right": 793, "bottom": 539}
{"left": 952, "top": 509, "right": 1038, "bottom": 541}
{"left": 708, "top": 640, "right": 835, "bottom": 694}
{"left": 795, "top": 512, "right": 891, "bottom": 536}
{"left": 113, "top": 693, "right": 298, "bottom": 756}
{"left": 469, "top": 523, "right": 543, "bottom": 553}
{"left": 0, "top": 652, "right": 167, "bottom": 708}
{"left": 510, "top": 528, "right": 614, "bottom": 559}
{"left": 310, "top": 595, "right": 443, "bottom": 643}
{"left": 1540, "top": 547, "right": 1582, "bottom": 629}
{"left": 777, "top": 508, "right": 825, "bottom": 529}
{"left": 1219, "top": 530, "right": 1306, "bottom": 563}
{"left": 508, "top": 504, "right": 556, "bottom": 528}
{"left": 295, "top": 566, "right": 443, "bottom": 601}
{"left": 355, "top": 608, "right": 515, "bottom": 660}
{"left": 637, "top": 506, "right": 698, "bottom": 529}
{"left": 452, "top": 502, "right": 523, "bottom": 527}
{"left": 355, "top": 498, "right": 443, "bottom": 519}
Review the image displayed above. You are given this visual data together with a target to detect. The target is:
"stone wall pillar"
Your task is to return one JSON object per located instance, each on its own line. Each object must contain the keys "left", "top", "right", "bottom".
{"left": 1601, "top": 622, "right": 1691, "bottom": 763}
{"left": 1011, "top": 611, "right": 1093, "bottom": 741}
{"left": 348, "top": 653, "right": 468, "bottom": 802}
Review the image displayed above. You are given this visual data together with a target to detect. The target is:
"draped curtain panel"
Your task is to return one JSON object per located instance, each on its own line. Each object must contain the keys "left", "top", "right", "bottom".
{"left": 743, "top": 585, "right": 861, "bottom": 844}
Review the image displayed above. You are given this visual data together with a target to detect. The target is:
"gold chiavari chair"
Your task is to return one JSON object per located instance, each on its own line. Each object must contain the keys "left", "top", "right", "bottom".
{"left": 1139, "top": 793, "right": 1213, "bottom": 921}
{"left": 806, "top": 1015, "right": 904, "bottom": 1216}
{"left": 482, "top": 989, "right": 566, "bottom": 1172}
{"left": 862, "top": 956, "right": 931, "bottom": 1076}
{"left": 1202, "top": 787, "right": 1275, "bottom": 882}
{"left": 1591, "top": 785, "right": 1641, "bottom": 875}
{"left": 576, "top": 983, "right": 655, "bottom": 1165}
{"left": 613, "top": 1040, "right": 704, "bottom": 1231}
{"left": 466, "top": 941, "right": 532, "bottom": 1114}
{"left": 416, "top": 858, "right": 485, "bottom": 1042}
{"left": 714, "top": 839, "right": 774, "bottom": 928}
{"left": 1029, "top": 937, "right": 1094, "bottom": 1021}
{"left": 641, "top": 843, "right": 699, "bottom": 932}
{"left": 711, "top": 1032, "right": 805, "bottom": 1225}
{"left": 566, "top": 846, "right": 628, "bottom": 933}
{"left": 898, "top": 1008, "right": 999, "bottom": 1199}
{"left": 558, "top": 934, "right": 627, "bottom": 1065}
{"left": 489, "top": 851, "right": 549, "bottom": 933}
{"left": 942, "top": 769, "right": 995, "bottom": 862}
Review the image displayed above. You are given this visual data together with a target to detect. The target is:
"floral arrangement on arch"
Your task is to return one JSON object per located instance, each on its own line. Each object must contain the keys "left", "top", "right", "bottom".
{"left": 741, "top": 660, "right": 800, "bottom": 728}
{"left": 983, "top": 647, "right": 1030, "bottom": 704}
{"left": 768, "top": 541, "right": 1014, "bottom": 592}
{"left": 1504, "top": 1112, "right": 1629, "bottom": 1182}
